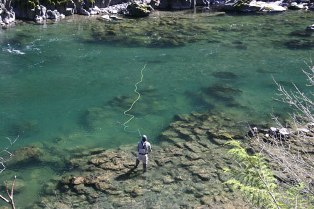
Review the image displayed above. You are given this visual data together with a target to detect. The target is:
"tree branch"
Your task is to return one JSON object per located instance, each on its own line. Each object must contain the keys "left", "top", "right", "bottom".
{"left": 0, "top": 176, "right": 17, "bottom": 209}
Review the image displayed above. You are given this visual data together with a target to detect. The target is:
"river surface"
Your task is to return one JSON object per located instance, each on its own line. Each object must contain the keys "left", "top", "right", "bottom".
{"left": 0, "top": 10, "right": 313, "bottom": 207}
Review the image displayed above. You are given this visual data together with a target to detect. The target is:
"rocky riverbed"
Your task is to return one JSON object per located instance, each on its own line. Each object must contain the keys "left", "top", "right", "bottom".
{"left": 32, "top": 111, "right": 252, "bottom": 208}
{"left": 2, "top": 103, "right": 314, "bottom": 208}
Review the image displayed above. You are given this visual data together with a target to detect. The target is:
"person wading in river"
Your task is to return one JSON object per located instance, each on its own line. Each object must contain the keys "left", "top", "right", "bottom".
{"left": 134, "top": 135, "right": 152, "bottom": 172}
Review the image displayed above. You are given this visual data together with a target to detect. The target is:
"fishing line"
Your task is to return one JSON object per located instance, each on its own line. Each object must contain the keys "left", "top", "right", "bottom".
{"left": 120, "top": 64, "right": 147, "bottom": 132}
{"left": 137, "top": 128, "right": 142, "bottom": 137}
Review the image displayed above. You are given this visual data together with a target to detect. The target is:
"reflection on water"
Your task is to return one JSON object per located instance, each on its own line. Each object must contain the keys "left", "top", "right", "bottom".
{"left": 0, "top": 10, "right": 313, "bottom": 207}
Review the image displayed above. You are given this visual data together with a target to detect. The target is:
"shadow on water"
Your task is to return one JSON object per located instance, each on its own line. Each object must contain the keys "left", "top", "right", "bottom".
{"left": 212, "top": 71, "right": 238, "bottom": 80}
{"left": 185, "top": 91, "right": 216, "bottom": 110}
{"left": 202, "top": 83, "right": 242, "bottom": 102}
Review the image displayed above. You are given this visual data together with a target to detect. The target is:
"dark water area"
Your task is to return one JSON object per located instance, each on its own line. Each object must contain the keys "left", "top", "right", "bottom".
{"left": 0, "top": 10, "right": 313, "bottom": 207}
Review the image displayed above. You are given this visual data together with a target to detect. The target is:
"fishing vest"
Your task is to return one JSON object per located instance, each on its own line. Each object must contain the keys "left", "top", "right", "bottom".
{"left": 138, "top": 141, "right": 148, "bottom": 155}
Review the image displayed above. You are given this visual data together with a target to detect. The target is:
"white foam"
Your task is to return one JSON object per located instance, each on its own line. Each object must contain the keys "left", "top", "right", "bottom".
{"left": 5, "top": 48, "right": 25, "bottom": 55}
{"left": 3, "top": 44, "right": 26, "bottom": 55}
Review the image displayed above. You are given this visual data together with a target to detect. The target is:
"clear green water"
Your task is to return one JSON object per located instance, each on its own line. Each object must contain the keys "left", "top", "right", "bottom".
{"left": 0, "top": 10, "right": 313, "bottom": 207}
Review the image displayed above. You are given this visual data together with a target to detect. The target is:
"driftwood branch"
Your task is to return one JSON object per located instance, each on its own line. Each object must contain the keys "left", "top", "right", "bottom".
{"left": 0, "top": 135, "right": 19, "bottom": 174}
{"left": 0, "top": 176, "right": 17, "bottom": 209}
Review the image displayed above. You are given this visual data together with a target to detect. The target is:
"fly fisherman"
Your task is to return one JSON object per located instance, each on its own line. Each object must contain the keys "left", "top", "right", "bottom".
{"left": 134, "top": 135, "right": 152, "bottom": 172}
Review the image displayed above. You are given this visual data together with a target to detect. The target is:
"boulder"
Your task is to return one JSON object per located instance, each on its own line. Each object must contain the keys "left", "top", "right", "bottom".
{"left": 222, "top": 0, "right": 286, "bottom": 13}
{"left": 0, "top": 6, "right": 15, "bottom": 25}
{"left": 35, "top": 5, "right": 47, "bottom": 18}
{"left": 72, "top": 176, "right": 85, "bottom": 185}
{"left": 89, "top": 7, "right": 100, "bottom": 15}
{"left": 35, "top": 15, "right": 43, "bottom": 22}
{"left": 79, "top": 8, "right": 90, "bottom": 16}
{"left": 288, "top": 2, "right": 305, "bottom": 10}
{"left": 46, "top": 9, "right": 62, "bottom": 19}
{"left": 64, "top": 7, "right": 74, "bottom": 16}
{"left": 110, "top": 15, "right": 123, "bottom": 20}
{"left": 306, "top": 24, "right": 314, "bottom": 32}
{"left": 99, "top": 14, "right": 111, "bottom": 21}
{"left": 125, "top": 2, "right": 153, "bottom": 18}
{"left": 149, "top": 0, "right": 160, "bottom": 8}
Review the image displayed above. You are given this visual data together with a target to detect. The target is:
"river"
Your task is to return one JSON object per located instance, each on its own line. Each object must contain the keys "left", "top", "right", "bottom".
{"left": 0, "top": 10, "right": 313, "bottom": 207}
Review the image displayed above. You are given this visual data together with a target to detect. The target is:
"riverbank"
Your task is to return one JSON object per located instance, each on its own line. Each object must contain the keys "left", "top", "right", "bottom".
{"left": 1, "top": 0, "right": 314, "bottom": 29}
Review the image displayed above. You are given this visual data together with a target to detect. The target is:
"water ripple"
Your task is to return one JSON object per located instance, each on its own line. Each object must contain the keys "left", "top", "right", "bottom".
{"left": 3, "top": 44, "right": 25, "bottom": 55}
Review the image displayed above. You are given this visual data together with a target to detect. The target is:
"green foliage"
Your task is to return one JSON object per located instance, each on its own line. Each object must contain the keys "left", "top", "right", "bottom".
{"left": 225, "top": 140, "right": 314, "bottom": 209}
{"left": 40, "top": 0, "right": 71, "bottom": 6}
{"left": 24, "top": 0, "right": 72, "bottom": 8}
{"left": 280, "top": 183, "right": 314, "bottom": 209}
{"left": 225, "top": 140, "right": 280, "bottom": 209}
{"left": 27, "top": 1, "right": 37, "bottom": 8}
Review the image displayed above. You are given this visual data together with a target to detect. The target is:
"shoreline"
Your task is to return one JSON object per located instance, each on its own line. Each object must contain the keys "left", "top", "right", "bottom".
{"left": 1, "top": 0, "right": 313, "bottom": 30}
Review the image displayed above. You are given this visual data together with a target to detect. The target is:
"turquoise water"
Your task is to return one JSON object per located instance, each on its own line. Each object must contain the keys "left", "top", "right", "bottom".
{"left": 0, "top": 10, "right": 313, "bottom": 207}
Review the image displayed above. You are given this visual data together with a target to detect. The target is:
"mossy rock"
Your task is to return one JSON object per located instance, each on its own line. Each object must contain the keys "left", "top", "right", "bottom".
{"left": 126, "top": 2, "right": 153, "bottom": 18}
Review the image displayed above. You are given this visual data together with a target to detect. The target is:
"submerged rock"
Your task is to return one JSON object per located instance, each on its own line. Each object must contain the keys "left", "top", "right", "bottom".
{"left": 8, "top": 120, "right": 39, "bottom": 137}
{"left": 36, "top": 112, "right": 251, "bottom": 208}
{"left": 0, "top": 178, "right": 25, "bottom": 194}
{"left": 8, "top": 145, "right": 43, "bottom": 167}
{"left": 290, "top": 29, "right": 313, "bottom": 38}
{"left": 284, "top": 39, "right": 314, "bottom": 50}
{"left": 212, "top": 71, "right": 238, "bottom": 80}
{"left": 193, "top": 83, "right": 243, "bottom": 107}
